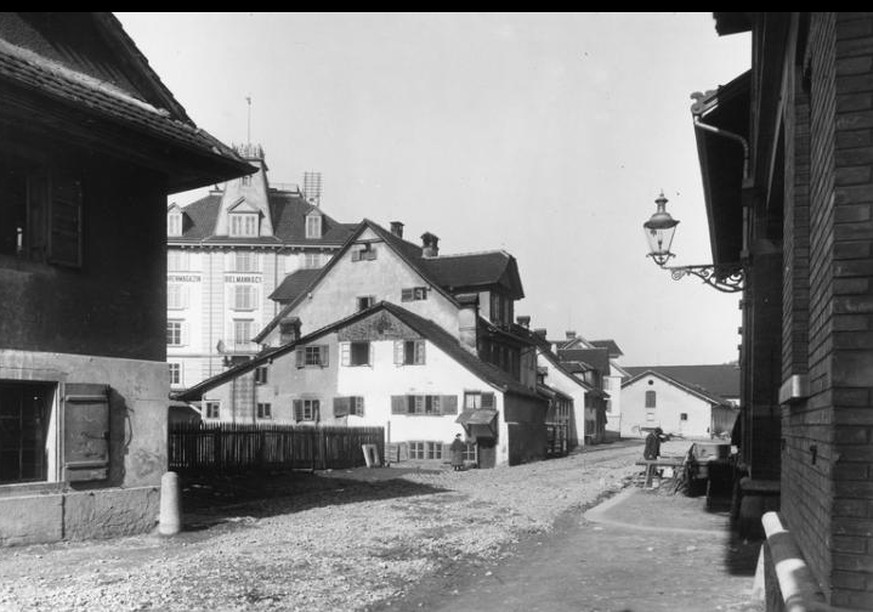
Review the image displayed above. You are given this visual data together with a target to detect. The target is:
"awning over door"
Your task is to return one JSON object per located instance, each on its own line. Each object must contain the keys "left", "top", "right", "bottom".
{"left": 456, "top": 409, "right": 498, "bottom": 439}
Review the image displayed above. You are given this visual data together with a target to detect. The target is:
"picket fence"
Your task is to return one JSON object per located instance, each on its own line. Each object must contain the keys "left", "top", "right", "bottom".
{"left": 169, "top": 422, "right": 385, "bottom": 473}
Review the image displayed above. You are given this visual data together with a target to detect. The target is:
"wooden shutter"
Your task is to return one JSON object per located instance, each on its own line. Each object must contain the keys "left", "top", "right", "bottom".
{"left": 394, "top": 341, "right": 404, "bottom": 365}
{"left": 351, "top": 250, "right": 361, "bottom": 262}
{"left": 293, "top": 399, "right": 303, "bottom": 422}
{"left": 296, "top": 348, "right": 304, "bottom": 369}
{"left": 333, "top": 396, "right": 350, "bottom": 417}
{"left": 368, "top": 343, "right": 374, "bottom": 366}
{"left": 441, "top": 395, "right": 458, "bottom": 415}
{"left": 391, "top": 395, "right": 406, "bottom": 415}
{"left": 320, "top": 345, "right": 329, "bottom": 367}
{"left": 401, "top": 288, "right": 413, "bottom": 302}
{"left": 481, "top": 392, "right": 495, "bottom": 409}
{"left": 353, "top": 396, "right": 364, "bottom": 417}
{"left": 340, "top": 342, "right": 350, "bottom": 366}
{"left": 63, "top": 383, "right": 109, "bottom": 481}
{"left": 48, "top": 175, "right": 83, "bottom": 267}
{"left": 416, "top": 341, "right": 426, "bottom": 364}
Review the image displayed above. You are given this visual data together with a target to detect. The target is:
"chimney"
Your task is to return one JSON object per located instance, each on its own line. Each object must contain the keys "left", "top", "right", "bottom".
{"left": 457, "top": 293, "right": 479, "bottom": 354}
{"left": 566, "top": 331, "right": 576, "bottom": 340}
{"left": 390, "top": 221, "right": 404, "bottom": 238}
{"left": 302, "top": 171, "right": 322, "bottom": 205}
{"left": 533, "top": 328, "right": 547, "bottom": 340}
{"left": 421, "top": 232, "right": 440, "bottom": 258}
{"left": 516, "top": 315, "right": 531, "bottom": 329}
{"left": 279, "top": 317, "right": 301, "bottom": 345}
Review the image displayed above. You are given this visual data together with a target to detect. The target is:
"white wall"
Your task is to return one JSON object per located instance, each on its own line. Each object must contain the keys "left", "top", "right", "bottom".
{"left": 536, "top": 352, "right": 587, "bottom": 445}
{"left": 621, "top": 374, "right": 713, "bottom": 439}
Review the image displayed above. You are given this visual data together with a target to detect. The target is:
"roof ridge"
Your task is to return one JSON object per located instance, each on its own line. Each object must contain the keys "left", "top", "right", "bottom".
{"left": 430, "top": 249, "right": 511, "bottom": 259}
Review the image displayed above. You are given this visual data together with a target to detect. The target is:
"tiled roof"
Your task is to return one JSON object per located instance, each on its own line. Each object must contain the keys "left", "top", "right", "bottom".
{"left": 557, "top": 348, "right": 611, "bottom": 375}
{"left": 589, "top": 339, "right": 624, "bottom": 358}
{"left": 0, "top": 20, "right": 251, "bottom": 191}
{"left": 623, "top": 365, "right": 740, "bottom": 400}
{"left": 269, "top": 269, "right": 322, "bottom": 303}
{"left": 175, "top": 301, "right": 542, "bottom": 402}
{"left": 169, "top": 192, "right": 355, "bottom": 246}
{"left": 421, "top": 251, "right": 524, "bottom": 299}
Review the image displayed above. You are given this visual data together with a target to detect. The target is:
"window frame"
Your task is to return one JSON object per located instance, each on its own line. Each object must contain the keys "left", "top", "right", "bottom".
{"left": 257, "top": 402, "right": 272, "bottom": 420}
{"left": 229, "top": 212, "right": 258, "bottom": 238}
{"left": 254, "top": 366, "right": 268, "bottom": 385}
{"left": 401, "top": 286, "right": 428, "bottom": 302}
{"left": 645, "top": 390, "right": 656, "bottom": 408}
{"left": 233, "top": 284, "right": 257, "bottom": 311}
{"left": 167, "top": 212, "right": 182, "bottom": 237}
{"left": 168, "top": 362, "right": 182, "bottom": 386}
{"left": 305, "top": 214, "right": 322, "bottom": 239}
{"left": 167, "top": 320, "right": 184, "bottom": 346}
{"left": 232, "top": 319, "right": 254, "bottom": 349}
{"left": 204, "top": 400, "right": 220, "bottom": 419}
{"left": 395, "top": 339, "right": 426, "bottom": 365}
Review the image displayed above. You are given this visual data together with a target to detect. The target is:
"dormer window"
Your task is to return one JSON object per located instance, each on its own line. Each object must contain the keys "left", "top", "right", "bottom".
{"left": 167, "top": 211, "right": 183, "bottom": 237}
{"left": 230, "top": 212, "right": 258, "bottom": 237}
{"left": 305, "top": 212, "right": 322, "bottom": 239}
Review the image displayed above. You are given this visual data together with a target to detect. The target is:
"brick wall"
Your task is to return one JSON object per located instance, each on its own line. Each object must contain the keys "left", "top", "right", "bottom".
{"left": 781, "top": 12, "right": 873, "bottom": 609}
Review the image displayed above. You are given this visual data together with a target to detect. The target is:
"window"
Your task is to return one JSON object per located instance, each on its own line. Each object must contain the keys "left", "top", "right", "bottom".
{"left": 394, "top": 340, "right": 425, "bottom": 365}
{"left": 645, "top": 390, "right": 656, "bottom": 408}
{"left": 0, "top": 381, "right": 54, "bottom": 483}
{"left": 232, "top": 319, "right": 253, "bottom": 349}
{"left": 646, "top": 411, "right": 655, "bottom": 422}
{"left": 257, "top": 403, "right": 272, "bottom": 419}
{"left": 230, "top": 213, "right": 258, "bottom": 237}
{"left": 357, "top": 296, "right": 375, "bottom": 311}
{"left": 351, "top": 244, "right": 376, "bottom": 261}
{"left": 334, "top": 396, "right": 364, "bottom": 417}
{"left": 464, "top": 391, "right": 495, "bottom": 410}
{"left": 293, "top": 398, "right": 320, "bottom": 422}
{"left": 680, "top": 413, "right": 688, "bottom": 421}
{"left": 341, "top": 342, "right": 371, "bottom": 367}
{"left": 205, "top": 401, "right": 220, "bottom": 419}
{"left": 391, "top": 395, "right": 458, "bottom": 416}
{"left": 408, "top": 441, "right": 444, "bottom": 461}
{"left": 401, "top": 287, "right": 428, "bottom": 302}
{"left": 167, "top": 284, "right": 188, "bottom": 310}
{"left": 296, "top": 345, "right": 329, "bottom": 368}
{"left": 234, "top": 251, "right": 258, "bottom": 272}
{"left": 167, "top": 320, "right": 184, "bottom": 346}
{"left": 254, "top": 366, "right": 268, "bottom": 385}
{"left": 233, "top": 285, "right": 257, "bottom": 310}
{"left": 167, "top": 250, "right": 189, "bottom": 271}
{"left": 303, "top": 252, "right": 322, "bottom": 269}
{"left": 168, "top": 362, "right": 182, "bottom": 386}
{"left": 167, "top": 212, "right": 182, "bottom": 237}
{"left": 305, "top": 213, "right": 322, "bottom": 239}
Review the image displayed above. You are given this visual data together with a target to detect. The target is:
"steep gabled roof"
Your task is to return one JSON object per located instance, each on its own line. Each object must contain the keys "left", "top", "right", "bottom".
{"left": 0, "top": 13, "right": 253, "bottom": 191}
{"left": 622, "top": 368, "right": 735, "bottom": 407}
{"left": 175, "top": 301, "right": 541, "bottom": 402}
{"left": 624, "top": 364, "right": 740, "bottom": 400}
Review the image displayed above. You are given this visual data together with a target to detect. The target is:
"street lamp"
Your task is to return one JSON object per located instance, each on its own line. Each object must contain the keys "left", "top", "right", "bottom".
{"left": 643, "top": 192, "right": 744, "bottom": 293}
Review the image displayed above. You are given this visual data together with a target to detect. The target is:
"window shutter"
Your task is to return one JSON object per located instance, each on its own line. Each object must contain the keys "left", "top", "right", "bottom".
{"left": 48, "top": 175, "right": 83, "bottom": 267}
{"left": 351, "top": 250, "right": 361, "bottom": 262}
{"left": 391, "top": 395, "right": 406, "bottom": 415}
{"left": 320, "top": 345, "right": 329, "bottom": 367}
{"left": 481, "top": 392, "right": 495, "bottom": 409}
{"left": 394, "top": 341, "right": 404, "bottom": 365}
{"left": 296, "top": 348, "right": 304, "bottom": 369}
{"left": 63, "top": 383, "right": 110, "bottom": 481}
{"left": 353, "top": 396, "right": 364, "bottom": 417}
{"left": 441, "top": 395, "right": 459, "bottom": 415}
{"left": 340, "top": 342, "right": 350, "bottom": 366}
{"left": 333, "top": 396, "right": 350, "bottom": 418}
{"left": 401, "top": 288, "right": 413, "bottom": 302}
{"left": 416, "top": 341, "right": 426, "bottom": 364}
{"left": 293, "top": 399, "right": 303, "bottom": 422}
{"left": 368, "top": 343, "right": 374, "bottom": 366}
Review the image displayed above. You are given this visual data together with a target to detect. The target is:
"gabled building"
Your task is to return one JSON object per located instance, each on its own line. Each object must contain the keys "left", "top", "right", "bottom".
{"left": 255, "top": 218, "right": 536, "bottom": 388}
{"left": 166, "top": 148, "right": 355, "bottom": 390}
{"left": 175, "top": 302, "right": 548, "bottom": 468}
{"left": 0, "top": 12, "right": 251, "bottom": 544}
{"left": 621, "top": 366, "right": 739, "bottom": 439}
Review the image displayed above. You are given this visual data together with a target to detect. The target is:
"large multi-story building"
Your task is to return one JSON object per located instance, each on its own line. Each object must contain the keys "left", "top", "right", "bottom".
{"left": 166, "top": 145, "right": 355, "bottom": 389}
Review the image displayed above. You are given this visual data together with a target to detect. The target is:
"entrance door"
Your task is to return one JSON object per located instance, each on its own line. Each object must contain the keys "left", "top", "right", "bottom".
{"left": 0, "top": 382, "right": 52, "bottom": 484}
{"left": 477, "top": 437, "right": 496, "bottom": 469}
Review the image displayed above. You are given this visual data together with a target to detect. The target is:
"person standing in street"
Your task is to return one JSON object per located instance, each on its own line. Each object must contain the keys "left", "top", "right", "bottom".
{"left": 644, "top": 427, "right": 668, "bottom": 460}
{"left": 450, "top": 434, "right": 466, "bottom": 471}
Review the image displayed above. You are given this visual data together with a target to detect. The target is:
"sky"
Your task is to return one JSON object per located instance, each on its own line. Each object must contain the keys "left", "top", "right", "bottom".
{"left": 117, "top": 12, "right": 751, "bottom": 367}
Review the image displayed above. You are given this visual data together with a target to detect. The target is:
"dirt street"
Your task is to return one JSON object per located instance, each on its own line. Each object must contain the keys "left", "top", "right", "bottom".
{"left": 0, "top": 440, "right": 757, "bottom": 611}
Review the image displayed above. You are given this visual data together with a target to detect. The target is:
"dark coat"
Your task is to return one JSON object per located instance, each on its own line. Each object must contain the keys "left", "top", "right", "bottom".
{"left": 644, "top": 431, "right": 662, "bottom": 460}
{"left": 450, "top": 438, "right": 465, "bottom": 467}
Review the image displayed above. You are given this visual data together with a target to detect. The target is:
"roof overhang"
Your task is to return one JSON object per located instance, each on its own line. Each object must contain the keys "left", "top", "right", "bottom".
{"left": 713, "top": 12, "right": 753, "bottom": 36}
{"left": 693, "top": 70, "right": 751, "bottom": 266}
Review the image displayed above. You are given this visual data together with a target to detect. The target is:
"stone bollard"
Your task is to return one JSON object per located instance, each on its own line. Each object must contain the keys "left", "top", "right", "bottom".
{"left": 158, "top": 471, "right": 182, "bottom": 536}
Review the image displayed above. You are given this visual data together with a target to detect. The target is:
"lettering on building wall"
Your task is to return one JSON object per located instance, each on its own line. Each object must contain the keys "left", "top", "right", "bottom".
{"left": 168, "top": 274, "right": 202, "bottom": 283}
{"left": 224, "top": 274, "right": 262, "bottom": 283}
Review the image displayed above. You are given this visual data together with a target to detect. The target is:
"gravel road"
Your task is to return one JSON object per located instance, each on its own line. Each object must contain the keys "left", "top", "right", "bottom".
{"left": 0, "top": 440, "right": 666, "bottom": 611}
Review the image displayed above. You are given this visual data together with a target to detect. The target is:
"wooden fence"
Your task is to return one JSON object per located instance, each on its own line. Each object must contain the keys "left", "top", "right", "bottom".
{"left": 169, "top": 422, "right": 385, "bottom": 473}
